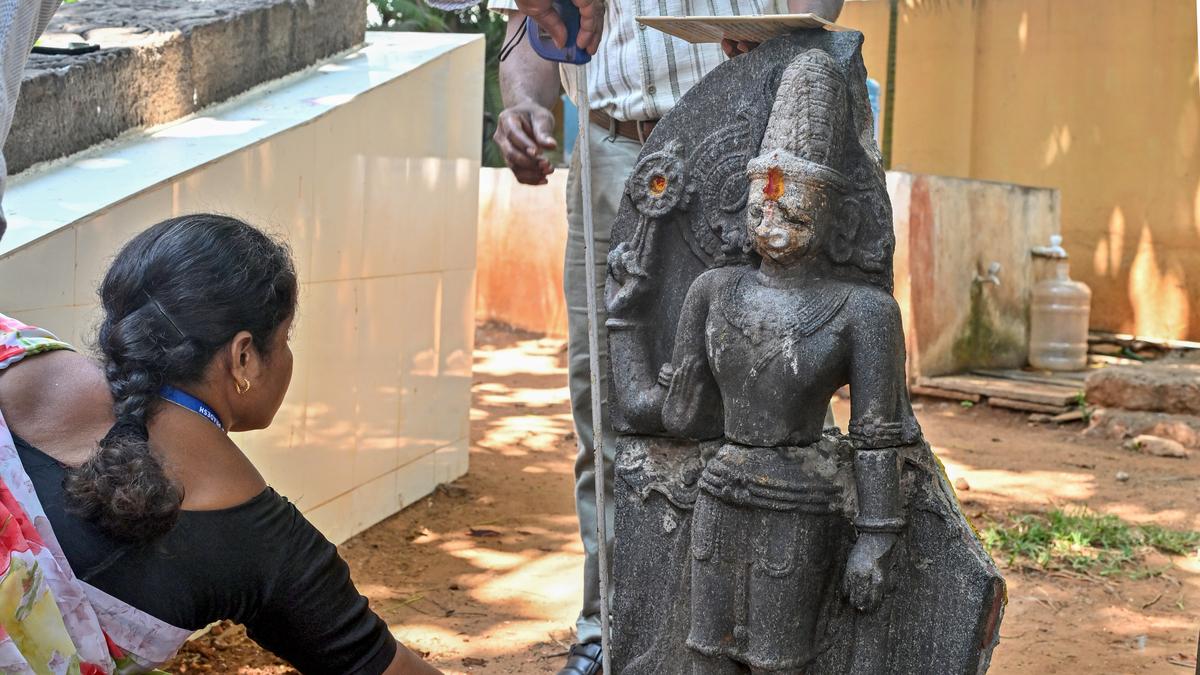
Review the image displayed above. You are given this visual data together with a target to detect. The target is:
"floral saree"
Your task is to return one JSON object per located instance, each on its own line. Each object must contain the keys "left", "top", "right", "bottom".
{"left": 0, "top": 314, "right": 191, "bottom": 674}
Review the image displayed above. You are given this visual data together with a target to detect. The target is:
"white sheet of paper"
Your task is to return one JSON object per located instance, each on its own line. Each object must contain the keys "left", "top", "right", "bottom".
{"left": 634, "top": 13, "right": 845, "bottom": 44}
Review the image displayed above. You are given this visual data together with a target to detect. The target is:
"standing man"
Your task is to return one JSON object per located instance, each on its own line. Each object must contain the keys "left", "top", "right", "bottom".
{"left": 0, "top": 0, "right": 62, "bottom": 241}
{"left": 489, "top": 0, "right": 845, "bottom": 673}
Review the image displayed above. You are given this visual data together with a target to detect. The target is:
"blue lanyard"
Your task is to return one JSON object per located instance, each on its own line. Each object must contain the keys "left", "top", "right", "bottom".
{"left": 159, "top": 385, "right": 225, "bottom": 432}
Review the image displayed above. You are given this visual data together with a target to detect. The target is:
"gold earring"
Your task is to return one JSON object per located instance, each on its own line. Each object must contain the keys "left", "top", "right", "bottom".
{"left": 236, "top": 378, "right": 252, "bottom": 395}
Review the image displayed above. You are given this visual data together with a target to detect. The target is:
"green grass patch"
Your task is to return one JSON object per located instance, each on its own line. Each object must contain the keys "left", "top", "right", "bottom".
{"left": 979, "top": 508, "right": 1200, "bottom": 577}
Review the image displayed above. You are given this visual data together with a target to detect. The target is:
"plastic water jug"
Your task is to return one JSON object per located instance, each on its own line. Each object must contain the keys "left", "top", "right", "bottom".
{"left": 1029, "top": 235, "right": 1091, "bottom": 371}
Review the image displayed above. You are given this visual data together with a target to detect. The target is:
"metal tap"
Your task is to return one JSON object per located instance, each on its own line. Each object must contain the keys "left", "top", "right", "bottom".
{"left": 974, "top": 261, "right": 1002, "bottom": 287}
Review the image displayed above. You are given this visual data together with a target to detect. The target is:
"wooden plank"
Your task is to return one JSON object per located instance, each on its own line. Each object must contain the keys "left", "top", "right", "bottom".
{"left": 1089, "top": 330, "right": 1200, "bottom": 352}
{"left": 986, "top": 397, "right": 1070, "bottom": 414}
{"left": 1088, "top": 354, "right": 1144, "bottom": 366}
{"left": 911, "top": 385, "right": 981, "bottom": 402}
{"left": 1051, "top": 410, "right": 1086, "bottom": 423}
{"left": 1051, "top": 370, "right": 1091, "bottom": 383}
{"left": 971, "top": 368, "right": 1089, "bottom": 387}
{"left": 917, "top": 374, "right": 1079, "bottom": 407}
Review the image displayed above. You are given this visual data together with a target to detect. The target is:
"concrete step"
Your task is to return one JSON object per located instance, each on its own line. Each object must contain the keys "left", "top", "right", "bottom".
{"left": 7, "top": 0, "right": 366, "bottom": 174}
{"left": 1085, "top": 362, "right": 1200, "bottom": 416}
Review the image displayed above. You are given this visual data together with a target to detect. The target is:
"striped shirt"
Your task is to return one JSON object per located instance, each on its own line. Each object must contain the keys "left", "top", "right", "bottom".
{"left": 491, "top": 0, "right": 789, "bottom": 122}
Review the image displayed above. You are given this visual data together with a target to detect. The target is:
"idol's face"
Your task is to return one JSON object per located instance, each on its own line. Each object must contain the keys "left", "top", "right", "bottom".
{"left": 747, "top": 167, "right": 832, "bottom": 265}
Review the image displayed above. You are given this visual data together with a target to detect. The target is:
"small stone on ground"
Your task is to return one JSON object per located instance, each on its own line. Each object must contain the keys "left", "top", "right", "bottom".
{"left": 1124, "top": 434, "right": 1191, "bottom": 459}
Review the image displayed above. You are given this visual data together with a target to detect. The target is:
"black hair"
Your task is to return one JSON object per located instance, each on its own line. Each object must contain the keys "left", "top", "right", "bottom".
{"left": 64, "top": 214, "right": 298, "bottom": 542}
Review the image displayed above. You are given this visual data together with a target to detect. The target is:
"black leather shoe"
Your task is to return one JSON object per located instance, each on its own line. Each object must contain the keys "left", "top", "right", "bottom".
{"left": 557, "top": 642, "right": 603, "bottom": 675}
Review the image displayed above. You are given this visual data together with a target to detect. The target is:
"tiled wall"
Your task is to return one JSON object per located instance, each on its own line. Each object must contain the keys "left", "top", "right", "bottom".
{"left": 0, "top": 34, "right": 483, "bottom": 545}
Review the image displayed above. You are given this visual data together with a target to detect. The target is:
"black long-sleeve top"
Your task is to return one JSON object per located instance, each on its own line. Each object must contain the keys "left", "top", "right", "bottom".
{"left": 14, "top": 433, "right": 397, "bottom": 675}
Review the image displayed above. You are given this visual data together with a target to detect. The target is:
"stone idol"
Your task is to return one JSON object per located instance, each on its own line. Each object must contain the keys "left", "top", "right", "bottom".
{"left": 604, "top": 30, "right": 1005, "bottom": 674}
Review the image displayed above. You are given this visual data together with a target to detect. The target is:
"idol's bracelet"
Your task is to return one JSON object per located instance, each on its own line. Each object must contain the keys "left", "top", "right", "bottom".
{"left": 853, "top": 447, "right": 905, "bottom": 534}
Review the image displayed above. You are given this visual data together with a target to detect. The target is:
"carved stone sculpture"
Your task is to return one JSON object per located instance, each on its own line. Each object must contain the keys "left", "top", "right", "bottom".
{"left": 605, "top": 30, "right": 1005, "bottom": 674}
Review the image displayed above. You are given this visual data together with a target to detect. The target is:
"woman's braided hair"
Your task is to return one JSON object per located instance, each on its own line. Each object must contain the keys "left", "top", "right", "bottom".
{"left": 64, "top": 214, "right": 297, "bottom": 542}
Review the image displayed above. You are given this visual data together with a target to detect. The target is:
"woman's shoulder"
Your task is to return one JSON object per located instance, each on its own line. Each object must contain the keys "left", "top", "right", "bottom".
{"left": 180, "top": 486, "right": 291, "bottom": 524}
{"left": 0, "top": 349, "right": 107, "bottom": 411}
{"left": 168, "top": 433, "right": 269, "bottom": 511}
{"left": 171, "top": 487, "right": 307, "bottom": 580}
{"left": 0, "top": 351, "right": 113, "bottom": 461}
{"left": 146, "top": 401, "right": 268, "bottom": 511}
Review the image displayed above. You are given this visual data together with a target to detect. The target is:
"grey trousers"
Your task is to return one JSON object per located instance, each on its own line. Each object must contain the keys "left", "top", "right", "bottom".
{"left": 564, "top": 124, "right": 642, "bottom": 644}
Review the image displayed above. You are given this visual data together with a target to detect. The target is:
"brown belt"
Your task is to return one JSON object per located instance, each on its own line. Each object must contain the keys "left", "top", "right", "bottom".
{"left": 588, "top": 110, "right": 659, "bottom": 144}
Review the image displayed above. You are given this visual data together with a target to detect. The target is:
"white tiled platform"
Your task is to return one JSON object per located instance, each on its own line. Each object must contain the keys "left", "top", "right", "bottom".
{"left": 0, "top": 32, "right": 483, "bottom": 545}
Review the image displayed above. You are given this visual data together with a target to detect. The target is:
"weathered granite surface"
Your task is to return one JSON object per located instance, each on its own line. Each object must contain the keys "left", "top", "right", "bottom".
{"left": 605, "top": 30, "right": 1005, "bottom": 673}
{"left": 7, "top": 0, "right": 367, "bottom": 174}
{"left": 1085, "top": 361, "right": 1200, "bottom": 416}
{"left": 1086, "top": 407, "right": 1200, "bottom": 450}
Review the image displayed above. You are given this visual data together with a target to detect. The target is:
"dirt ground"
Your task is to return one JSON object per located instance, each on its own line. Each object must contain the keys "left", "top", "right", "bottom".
{"left": 169, "top": 324, "right": 1200, "bottom": 674}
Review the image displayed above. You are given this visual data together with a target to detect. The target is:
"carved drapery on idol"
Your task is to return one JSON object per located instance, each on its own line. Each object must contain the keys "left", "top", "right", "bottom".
{"left": 605, "top": 30, "right": 1005, "bottom": 675}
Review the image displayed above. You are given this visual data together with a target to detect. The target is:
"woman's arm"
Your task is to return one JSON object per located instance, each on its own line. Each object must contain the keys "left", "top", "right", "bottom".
{"left": 236, "top": 494, "right": 440, "bottom": 675}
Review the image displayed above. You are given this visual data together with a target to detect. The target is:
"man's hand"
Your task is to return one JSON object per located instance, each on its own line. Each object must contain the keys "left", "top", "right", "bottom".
{"left": 720, "top": 0, "right": 845, "bottom": 57}
{"left": 494, "top": 102, "right": 558, "bottom": 185}
{"left": 720, "top": 39, "right": 760, "bottom": 58}
{"left": 513, "top": 0, "right": 603, "bottom": 54}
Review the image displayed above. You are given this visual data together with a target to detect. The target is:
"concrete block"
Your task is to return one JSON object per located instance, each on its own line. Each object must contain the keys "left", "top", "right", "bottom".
{"left": 1086, "top": 407, "right": 1200, "bottom": 449}
{"left": 6, "top": 0, "right": 367, "bottom": 174}
{"left": 1085, "top": 362, "right": 1200, "bottom": 415}
{"left": 891, "top": 172, "right": 1059, "bottom": 378}
{"left": 1123, "top": 434, "right": 1191, "bottom": 459}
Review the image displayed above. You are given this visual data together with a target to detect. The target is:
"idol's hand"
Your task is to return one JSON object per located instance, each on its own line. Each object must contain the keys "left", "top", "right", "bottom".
{"left": 662, "top": 356, "right": 711, "bottom": 434}
{"left": 843, "top": 531, "right": 898, "bottom": 613}
{"left": 608, "top": 242, "right": 639, "bottom": 281}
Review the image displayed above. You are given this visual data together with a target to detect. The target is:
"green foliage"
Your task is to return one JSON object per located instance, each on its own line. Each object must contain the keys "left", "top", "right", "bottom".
{"left": 1073, "top": 391, "right": 1092, "bottom": 422}
{"left": 980, "top": 508, "right": 1200, "bottom": 577}
{"left": 370, "top": 0, "right": 508, "bottom": 167}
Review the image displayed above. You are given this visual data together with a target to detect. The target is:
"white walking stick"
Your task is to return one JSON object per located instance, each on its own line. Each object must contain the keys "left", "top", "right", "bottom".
{"left": 576, "top": 66, "right": 613, "bottom": 675}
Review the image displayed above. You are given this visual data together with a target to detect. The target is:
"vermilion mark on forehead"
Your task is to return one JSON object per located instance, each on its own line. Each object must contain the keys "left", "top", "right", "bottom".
{"left": 764, "top": 166, "right": 785, "bottom": 201}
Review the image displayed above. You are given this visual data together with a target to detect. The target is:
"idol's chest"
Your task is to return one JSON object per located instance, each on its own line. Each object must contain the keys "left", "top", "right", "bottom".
{"left": 705, "top": 273, "right": 851, "bottom": 382}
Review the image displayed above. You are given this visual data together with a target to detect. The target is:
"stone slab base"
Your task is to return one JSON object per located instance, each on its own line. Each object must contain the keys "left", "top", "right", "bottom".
{"left": 1086, "top": 407, "right": 1200, "bottom": 450}
{"left": 7, "top": 0, "right": 367, "bottom": 173}
{"left": 1085, "top": 362, "right": 1200, "bottom": 416}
